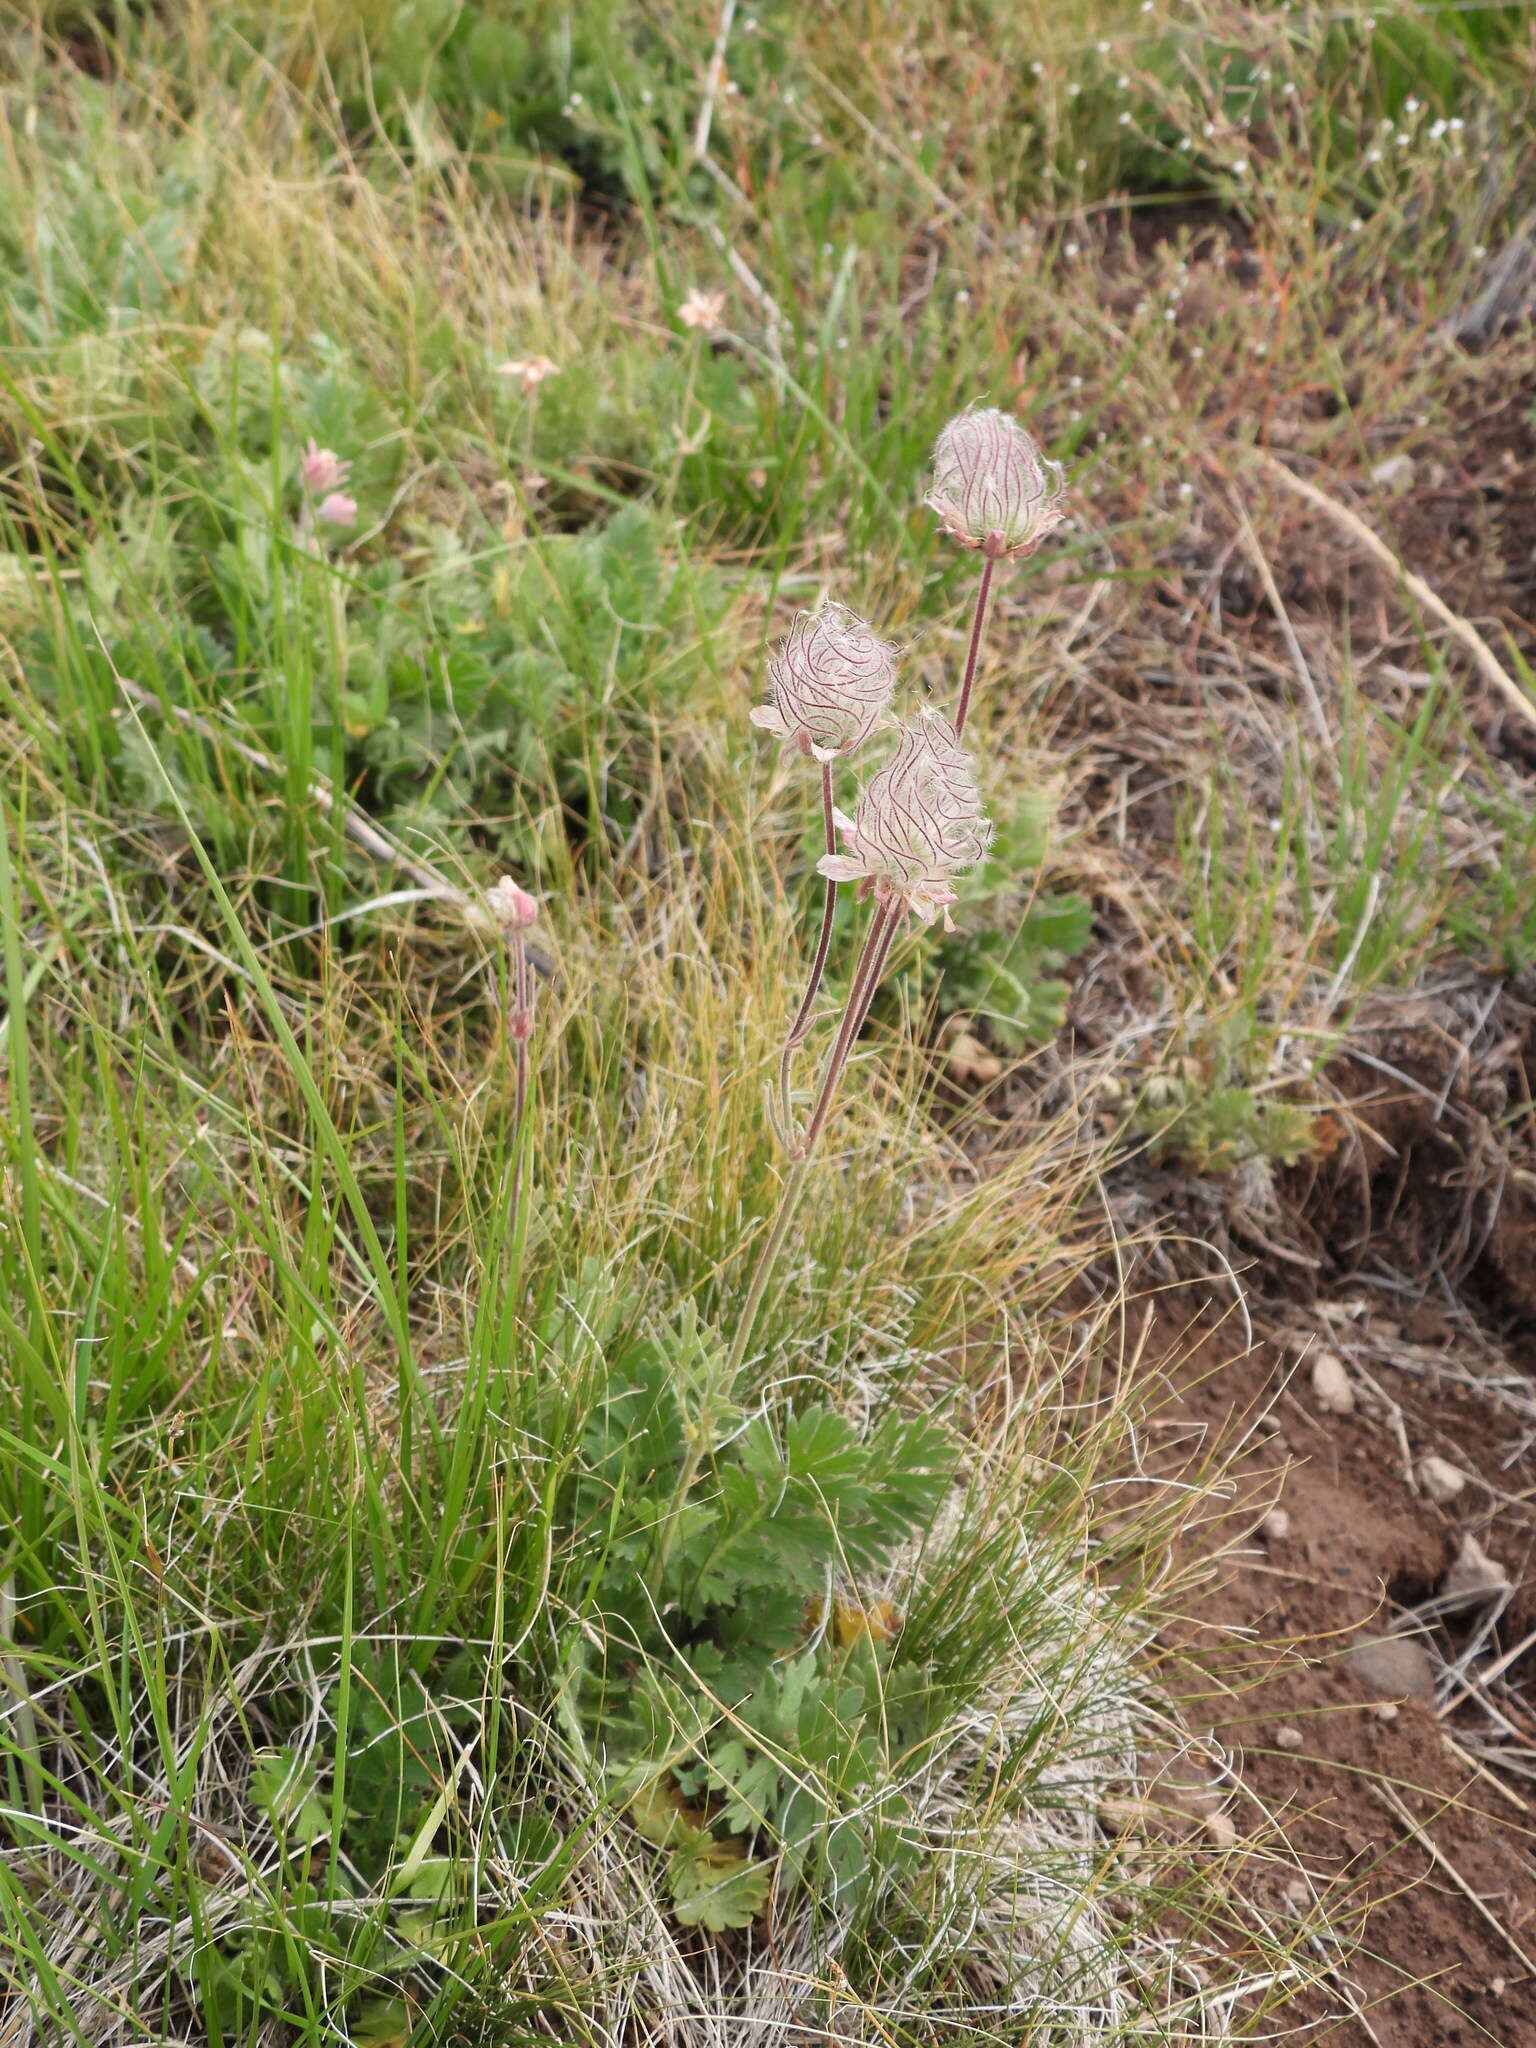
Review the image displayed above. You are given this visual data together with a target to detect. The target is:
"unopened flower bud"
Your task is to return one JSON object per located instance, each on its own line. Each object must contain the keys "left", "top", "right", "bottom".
{"left": 751, "top": 602, "right": 898, "bottom": 764}
{"left": 300, "top": 439, "right": 350, "bottom": 493}
{"left": 927, "top": 407, "right": 1066, "bottom": 560}
{"left": 490, "top": 876, "right": 539, "bottom": 930}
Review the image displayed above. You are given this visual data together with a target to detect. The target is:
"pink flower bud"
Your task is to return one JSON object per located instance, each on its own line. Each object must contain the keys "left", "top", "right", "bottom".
{"left": 927, "top": 408, "right": 1066, "bottom": 560}
{"left": 818, "top": 710, "right": 993, "bottom": 928}
{"left": 490, "top": 876, "right": 539, "bottom": 930}
{"left": 317, "top": 491, "right": 357, "bottom": 528}
{"left": 678, "top": 287, "right": 727, "bottom": 334}
{"left": 301, "top": 439, "right": 350, "bottom": 493}
{"left": 751, "top": 603, "right": 898, "bottom": 764}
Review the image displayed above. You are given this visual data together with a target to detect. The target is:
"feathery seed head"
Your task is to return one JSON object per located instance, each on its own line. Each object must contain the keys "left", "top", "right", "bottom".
{"left": 928, "top": 407, "right": 1066, "bottom": 560}
{"left": 752, "top": 602, "right": 899, "bottom": 764}
{"left": 819, "top": 709, "right": 993, "bottom": 927}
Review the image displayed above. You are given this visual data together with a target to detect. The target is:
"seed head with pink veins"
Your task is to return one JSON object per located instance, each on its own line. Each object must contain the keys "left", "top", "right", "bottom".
{"left": 819, "top": 709, "right": 993, "bottom": 928}
{"left": 752, "top": 603, "right": 899, "bottom": 765}
{"left": 927, "top": 407, "right": 1066, "bottom": 561}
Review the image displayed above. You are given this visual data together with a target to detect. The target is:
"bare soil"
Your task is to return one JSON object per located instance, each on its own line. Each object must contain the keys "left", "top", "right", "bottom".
{"left": 1011, "top": 244, "right": 1536, "bottom": 2038}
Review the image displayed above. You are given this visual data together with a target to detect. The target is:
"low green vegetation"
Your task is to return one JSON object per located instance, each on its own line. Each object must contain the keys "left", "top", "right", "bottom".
{"left": 2, "top": 1, "right": 1533, "bottom": 2041}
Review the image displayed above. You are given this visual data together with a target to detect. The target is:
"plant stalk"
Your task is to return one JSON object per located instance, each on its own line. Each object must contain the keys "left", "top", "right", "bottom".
{"left": 506, "top": 929, "right": 533, "bottom": 1272}
{"left": 778, "top": 761, "right": 840, "bottom": 1135}
{"left": 728, "top": 901, "right": 898, "bottom": 1379}
{"left": 952, "top": 554, "right": 996, "bottom": 740}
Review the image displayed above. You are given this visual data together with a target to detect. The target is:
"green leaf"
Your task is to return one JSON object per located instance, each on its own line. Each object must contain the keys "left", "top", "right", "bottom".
{"left": 248, "top": 1748, "right": 332, "bottom": 1846}
{"left": 667, "top": 1841, "right": 773, "bottom": 1930}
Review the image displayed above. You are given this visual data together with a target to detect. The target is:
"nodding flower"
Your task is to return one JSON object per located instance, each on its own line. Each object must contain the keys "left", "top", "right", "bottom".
{"left": 301, "top": 440, "right": 350, "bottom": 493}
{"left": 751, "top": 603, "right": 899, "bottom": 765}
{"left": 927, "top": 407, "right": 1066, "bottom": 561}
{"left": 818, "top": 709, "right": 993, "bottom": 928}
{"left": 490, "top": 876, "right": 539, "bottom": 931}
{"left": 316, "top": 491, "right": 358, "bottom": 528}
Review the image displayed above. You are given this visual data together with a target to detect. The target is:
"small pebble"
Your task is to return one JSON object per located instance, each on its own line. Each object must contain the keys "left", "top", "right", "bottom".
{"left": 1260, "top": 1507, "right": 1291, "bottom": 1544}
{"left": 1439, "top": 1533, "right": 1511, "bottom": 1613}
{"left": 1203, "top": 1810, "right": 1237, "bottom": 1850}
{"left": 1346, "top": 1636, "right": 1434, "bottom": 1702}
{"left": 1274, "top": 1725, "right": 1303, "bottom": 1750}
{"left": 1415, "top": 1454, "right": 1469, "bottom": 1505}
{"left": 1374, "top": 1701, "right": 1399, "bottom": 1723}
{"left": 1310, "top": 1351, "right": 1356, "bottom": 1415}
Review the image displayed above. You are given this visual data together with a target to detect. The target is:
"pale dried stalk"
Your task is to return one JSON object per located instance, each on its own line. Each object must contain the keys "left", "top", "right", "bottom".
{"left": 1256, "top": 451, "right": 1536, "bottom": 731}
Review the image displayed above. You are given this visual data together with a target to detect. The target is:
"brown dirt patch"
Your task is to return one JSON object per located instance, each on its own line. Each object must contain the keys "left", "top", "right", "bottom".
{"left": 1122, "top": 1302, "right": 1536, "bottom": 2039}
{"left": 1129, "top": 1294, "right": 1536, "bottom": 2046}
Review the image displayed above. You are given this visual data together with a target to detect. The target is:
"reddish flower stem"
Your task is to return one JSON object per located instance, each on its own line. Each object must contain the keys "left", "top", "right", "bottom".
{"left": 952, "top": 554, "right": 995, "bottom": 741}
{"left": 778, "top": 762, "right": 839, "bottom": 1135}
{"left": 728, "top": 900, "right": 899, "bottom": 1377}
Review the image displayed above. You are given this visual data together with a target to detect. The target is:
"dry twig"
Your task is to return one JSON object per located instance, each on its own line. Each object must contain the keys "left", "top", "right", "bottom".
{"left": 1256, "top": 452, "right": 1536, "bottom": 732}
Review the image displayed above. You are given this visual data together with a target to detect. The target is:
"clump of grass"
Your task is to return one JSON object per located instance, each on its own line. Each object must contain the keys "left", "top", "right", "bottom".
{"left": 11, "top": 3, "right": 1500, "bottom": 2039}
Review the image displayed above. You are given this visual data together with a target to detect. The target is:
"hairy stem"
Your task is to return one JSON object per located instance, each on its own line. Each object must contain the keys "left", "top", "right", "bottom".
{"left": 952, "top": 553, "right": 996, "bottom": 740}
{"left": 778, "top": 762, "right": 839, "bottom": 1136}
{"left": 727, "top": 902, "right": 898, "bottom": 1381}
{"left": 506, "top": 931, "right": 532, "bottom": 1266}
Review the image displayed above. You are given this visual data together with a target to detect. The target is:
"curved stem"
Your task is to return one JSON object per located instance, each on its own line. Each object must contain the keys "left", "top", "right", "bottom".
{"left": 778, "top": 763, "right": 839, "bottom": 1135}
{"left": 953, "top": 554, "right": 996, "bottom": 741}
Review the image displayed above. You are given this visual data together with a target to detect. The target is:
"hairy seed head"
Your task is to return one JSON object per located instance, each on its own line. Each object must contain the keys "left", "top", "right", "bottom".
{"left": 818, "top": 709, "right": 993, "bottom": 927}
{"left": 927, "top": 407, "right": 1066, "bottom": 560}
{"left": 751, "top": 602, "right": 899, "bottom": 764}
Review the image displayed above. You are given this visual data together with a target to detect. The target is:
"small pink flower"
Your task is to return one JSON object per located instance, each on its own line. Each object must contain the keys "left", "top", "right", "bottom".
{"left": 678, "top": 287, "right": 728, "bottom": 335}
{"left": 490, "top": 876, "right": 539, "bottom": 930}
{"left": 928, "top": 407, "right": 1066, "bottom": 560}
{"left": 819, "top": 710, "right": 993, "bottom": 928}
{"left": 301, "top": 440, "right": 350, "bottom": 493}
{"left": 317, "top": 491, "right": 357, "bottom": 528}
{"left": 496, "top": 354, "right": 560, "bottom": 395}
{"left": 751, "top": 603, "right": 898, "bottom": 764}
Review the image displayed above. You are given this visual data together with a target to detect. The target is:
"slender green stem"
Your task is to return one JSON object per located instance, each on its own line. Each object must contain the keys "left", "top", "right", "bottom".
{"left": 952, "top": 553, "right": 996, "bottom": 740}
{"left": 778, "top": 761, "right": 839, "bottom": 1136}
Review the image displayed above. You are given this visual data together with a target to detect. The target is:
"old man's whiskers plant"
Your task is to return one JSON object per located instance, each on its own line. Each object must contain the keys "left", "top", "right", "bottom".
{"left": 731, "top": 408, "right": 1065, "bottom": 1377}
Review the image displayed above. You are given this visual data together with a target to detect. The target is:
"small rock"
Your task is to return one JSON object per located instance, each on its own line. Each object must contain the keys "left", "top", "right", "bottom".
{"left": 1346, "top": 1635, "right": 1435, "bottom": 1702}
{"left": 1415, "top": 1454, "right": 1470, "bottom": 1505}
{"left": 1283, "top": 1878, "right": 1310, "bottom": 1912}
{"left": 1202, "top": 1810, "right": 1237, "bottom": 1850}
{"left": 1370, "top": 452, "right": 1417, "bottom": 491}
{"left": 1438, "top": 1533, "right": 1512, "bottom": 1613}
{"left": 1096, "top": 1796, "right": 1149, "bottom": 1839}
{"left": 1310, "top": 1351, "right": 1356, "bottom": 1415}
{"left": 1274, "top": 1725, "right": 1303, "bottom": 1750}
{"left": 944, "top": 1029, "right": 1002, "bottom": 1086}
{"left": 1374, "top": 1701, "right": 1399, "bottom": 1723}
{"left": 1261, "top": 1507, "right": 1291, "bottom": 1544}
